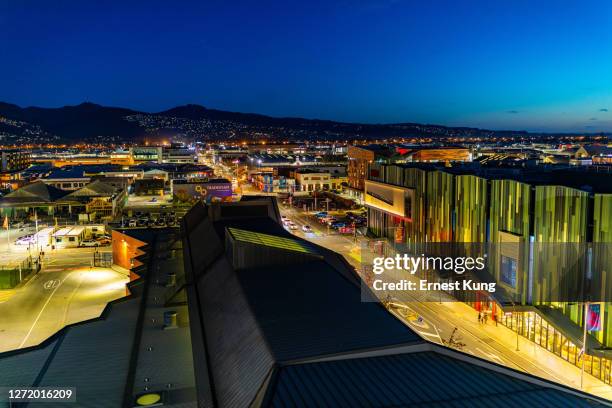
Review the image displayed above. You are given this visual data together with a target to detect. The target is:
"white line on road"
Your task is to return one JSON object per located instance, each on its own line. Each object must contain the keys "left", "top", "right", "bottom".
{"left": 18, "top": 272, "right": 72, "bottom": 349}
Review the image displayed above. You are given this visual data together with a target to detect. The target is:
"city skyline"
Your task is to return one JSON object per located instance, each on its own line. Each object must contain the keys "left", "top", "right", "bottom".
{"left": 2, "top": 0, "right": 612, "bottom": 132}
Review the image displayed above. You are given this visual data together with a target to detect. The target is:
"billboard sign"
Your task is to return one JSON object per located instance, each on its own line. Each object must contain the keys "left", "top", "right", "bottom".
{"left": 173, "top": 180, "right": 232, "bottom": 204}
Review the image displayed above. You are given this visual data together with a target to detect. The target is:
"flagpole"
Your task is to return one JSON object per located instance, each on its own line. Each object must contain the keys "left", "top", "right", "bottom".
{"left": 581, "top": 301, "right": 589, "bottom": 390}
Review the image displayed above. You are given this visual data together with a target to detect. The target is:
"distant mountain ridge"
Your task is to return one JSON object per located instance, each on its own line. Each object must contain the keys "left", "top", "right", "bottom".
{"left": 0, "top": 101, "right": 597, "bottom": 143}
{"left": 0, "top": 102, "right": 143, "bottom": 141}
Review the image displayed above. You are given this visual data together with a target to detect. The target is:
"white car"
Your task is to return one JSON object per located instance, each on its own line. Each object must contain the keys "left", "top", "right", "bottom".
{"left": 302, "top": 225, "right": 312, "bottom": 232}
{"left": 15, "top": 235, "right": 35, "bottom": 245}
{"left": 289, "top": 223, "right": 298, "bottom": 231}
{"left": 80, "top": 239, "right": 99, "bottom": 247}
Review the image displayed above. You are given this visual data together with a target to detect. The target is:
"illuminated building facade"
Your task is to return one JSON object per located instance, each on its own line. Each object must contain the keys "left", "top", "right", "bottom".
{"left": 130, "top": 146, "right": 163, "bottom": 164}
{"left": 0, "top": 149, "right": 31, "bottom": 173}
{"left": 366, "top": 162, "right": 612, "bottom": 384}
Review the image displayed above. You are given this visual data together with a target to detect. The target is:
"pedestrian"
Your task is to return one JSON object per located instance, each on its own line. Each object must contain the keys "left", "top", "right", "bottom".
{"left": 483, "top": 313, "right": 488, "bottom": 324}
{"left": 478, "top": 312, "right": 482, "bottom": 324}
{"left": 493, "top": 314, "right": 498, "bottom": 326}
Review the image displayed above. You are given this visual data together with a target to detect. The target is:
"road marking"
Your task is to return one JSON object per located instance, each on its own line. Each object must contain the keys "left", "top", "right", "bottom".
{"left": 19, "top": 272, "right": 71, "bottom": 349}
{"left": 43, "top": 279, "right": 60, "bottom": 290}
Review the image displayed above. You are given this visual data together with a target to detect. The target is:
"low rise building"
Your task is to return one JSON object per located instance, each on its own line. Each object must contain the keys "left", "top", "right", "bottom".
{"left": 133, "top": 178, "right": 165, "bottom": 196}
{"left": 59, "top": 180, "right": 127, "bottom": 220}
{"left": 294, "top": 169, "right": 347, "bottom": 193}
{"left": 52, "top": 226, "right": 86, "bottom": 248}
{"left": 0, "top": 180, "right": 68, "bottom": 218}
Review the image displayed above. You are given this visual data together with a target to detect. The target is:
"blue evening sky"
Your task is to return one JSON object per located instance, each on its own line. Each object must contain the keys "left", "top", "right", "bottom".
{"left": 1, "top": 0, "right": 611, "bottom": 132}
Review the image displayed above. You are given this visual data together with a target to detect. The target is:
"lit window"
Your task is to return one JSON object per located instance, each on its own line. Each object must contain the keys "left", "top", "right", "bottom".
{"left": 501, "top": 255, "right": 517, "bottom": 288}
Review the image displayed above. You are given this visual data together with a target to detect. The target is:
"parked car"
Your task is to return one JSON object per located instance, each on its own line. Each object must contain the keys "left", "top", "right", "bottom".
{"left": 128, "top": 219, "right": 137, "bottom": 227}
{"left": 96, "top": 238, "right": 111, "bottom": 246}
{"left": 302, "top": 225, "right": 312, "bottom": 232}
{"left": 80, "top": 239, "right": 99, "bottom": 247}
{"left": 15, "top": 235, "right": 35, "bottom": 245}
{"left": 289, "top": 223, "right": 298, "bottom": 231}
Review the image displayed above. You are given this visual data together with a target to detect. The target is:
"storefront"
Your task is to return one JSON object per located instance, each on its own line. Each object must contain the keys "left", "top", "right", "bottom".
{"left": 493, "top": 306, "right": 612, "bottom": 385}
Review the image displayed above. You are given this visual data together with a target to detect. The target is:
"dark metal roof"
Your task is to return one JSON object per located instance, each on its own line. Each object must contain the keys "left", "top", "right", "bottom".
{"left": 183, "top": 201, "right": 608, "bottom": 408}
{"left": 236, "top": 260, "right": 422, "bottom": 362}
{"left": 264, "top": 352, "right": 598, "bottom": 408}
{"left": 0, "top": 180, "right": 69, "bottom": 205}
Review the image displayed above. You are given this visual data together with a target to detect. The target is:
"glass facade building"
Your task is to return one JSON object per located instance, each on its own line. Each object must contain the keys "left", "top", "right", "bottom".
{"left": 365, "top": 162, "right": 612, "bottom": 385}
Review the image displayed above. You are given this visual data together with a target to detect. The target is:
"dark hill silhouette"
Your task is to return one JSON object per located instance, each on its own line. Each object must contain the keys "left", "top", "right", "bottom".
{"left": 156, "top": 104, "right": 339, "bottom": 127}
{"left": 0, "top": 102, "right": 144, "bottom": 140}
{"left": 0, "top": 101, "right": 583, "bottom": 142}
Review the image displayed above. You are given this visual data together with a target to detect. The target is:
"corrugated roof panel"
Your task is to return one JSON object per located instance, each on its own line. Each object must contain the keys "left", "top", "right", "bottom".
{"left": 199, "top": 256, "right": 276, "bottom": 408}
{"left": 0, "top": 339, "right": 58, "bottom": 387}
{"left": 266, "top": 352, "right": 595, "bottom": 408}
{"left": 236, "top": 260, "right": 421, "bottom": 362}
{"left": 35, "top": 299, "right": 140, "bottom": 408}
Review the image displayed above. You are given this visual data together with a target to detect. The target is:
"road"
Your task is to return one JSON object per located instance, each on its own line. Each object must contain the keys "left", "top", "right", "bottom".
{"left": 0, "top": 245, "right": 129, "bottom": 353}
{"left": 279, "top": 202, "right": 612, "bottom": 400}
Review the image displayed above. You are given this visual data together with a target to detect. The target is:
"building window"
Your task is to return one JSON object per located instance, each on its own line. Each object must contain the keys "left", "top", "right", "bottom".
{"left": 500, "top": 255, "right": 517, "bottom": 288}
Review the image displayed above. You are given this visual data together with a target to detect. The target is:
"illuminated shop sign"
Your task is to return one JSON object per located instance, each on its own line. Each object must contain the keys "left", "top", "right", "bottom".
{"left": 364, "top": 180, "right": 414, "bottom": 218}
